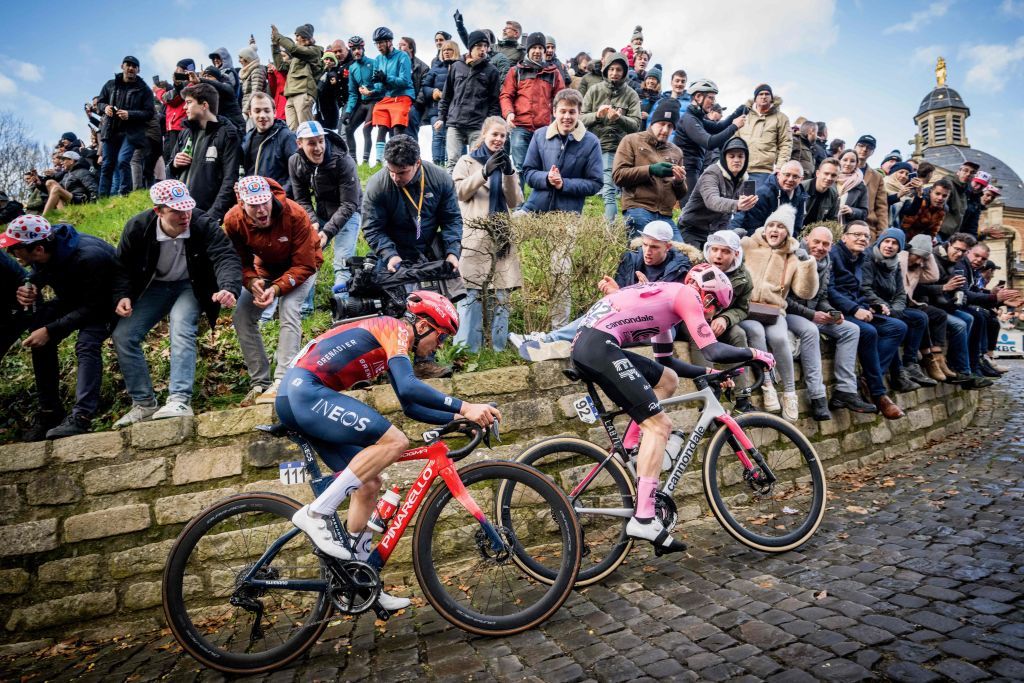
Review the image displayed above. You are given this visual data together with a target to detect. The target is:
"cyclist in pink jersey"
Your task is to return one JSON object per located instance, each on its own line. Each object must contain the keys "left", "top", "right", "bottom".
{"left": 570, "top": 264, "right": 775, "bottom": 553}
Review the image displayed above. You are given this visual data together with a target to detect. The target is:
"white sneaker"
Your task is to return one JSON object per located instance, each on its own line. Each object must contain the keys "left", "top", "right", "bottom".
{"left": 240, "top": 385, "right": 267, "bottom": 407}
{"left": 782, "top": 392, "right": 799, "bottom": 422}
{"left": 625, "top": 516, "right": 687, "bottom": 555}
{"left": 255, "top": 379, "right": 281, "bottom": 405}
{"left": 519, "top": 340, "right": 572, "bottom": 362}
{"left": 762, "top": 383, "right": 781, "bottom": 412}
{"left": 152, "top": 399, "right": 194, "bottom": 420}
{"left": 291, "top": 505, "right": 352, "bottom": 560}
{"left": 509, "top": 332, "right": 527, "bottom": 350}
{"left": 377, "top": 590, "right": 411, "bottom": 611}
{"left": 113, "top": 403, "right": 158, "bottom": 428}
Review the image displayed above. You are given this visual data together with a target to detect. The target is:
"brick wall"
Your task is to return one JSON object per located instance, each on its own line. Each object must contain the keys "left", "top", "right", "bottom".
{"left": 0, "top": 353, "right": 980, "bottom": 651}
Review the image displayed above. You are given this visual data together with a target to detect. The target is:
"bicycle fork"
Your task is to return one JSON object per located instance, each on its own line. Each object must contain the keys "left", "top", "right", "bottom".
{"left": 440, "top": 465, "right": 506, "bottom": 556}
{"left": 715, "top": 414, "right": 778, "bottom": 488}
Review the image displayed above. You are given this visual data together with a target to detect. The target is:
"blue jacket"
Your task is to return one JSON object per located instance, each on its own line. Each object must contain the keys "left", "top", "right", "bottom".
{"left": 372, "top": 49, "right": 414, "bottom": 99}
{"left": 729, "top": 172, "right": 807, "bottom": 235}
{"left": 613, "top": 244, "right": 691, "bottom": 287}
{"left": 827, "top": 241, "right": 868, "bottom": 315}
{"left": 421, "top": 59, "right": 452, "bottom": 121}
{"left": 241, "top": 120, "right": 298, "bottom": 196}
{"left": 521, "top": 121, "right": 604, "bottom": 213}
{"left": 345, "top": 56, "right": 379, "bottom": 112}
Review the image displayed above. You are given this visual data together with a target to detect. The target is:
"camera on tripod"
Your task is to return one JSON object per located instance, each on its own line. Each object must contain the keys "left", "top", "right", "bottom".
{"left": 329, "top": 254, "right": 466, "bottom": 324}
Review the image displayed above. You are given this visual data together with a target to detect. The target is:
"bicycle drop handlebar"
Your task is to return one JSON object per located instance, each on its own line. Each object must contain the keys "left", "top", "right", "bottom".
{"left": 693, "top": 358, "right": 771, "bottom": 394}
{"left": 428, "top": 406, "right": 502, "bottom": 461}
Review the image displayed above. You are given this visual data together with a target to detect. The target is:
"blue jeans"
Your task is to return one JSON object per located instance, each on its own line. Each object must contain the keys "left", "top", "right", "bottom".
{"left": 947, "top": 311, "right": 972, "bottom": 374}
{"left": 601, "top": 151, "right": 619, "bottom": 223}
{"left": 454, "top": 288, "right": 511, "bottom": 353}
{"left": 430, "top": 116, "right": 447, "bottom": 166}
{"left": 623, "top": 208, "right": 682, "bottom": 241}
{"left": 112, "top": 280, "right": 201, "bottom": 405}
{"left": 331, "top": 211, "right": 361, "bottom": 289}
{"left": 748, "top": 172, "right": 771, "bottom": 194}
{"left": 962, "top": 306, "right": 989, "bottom": 373}
{"left": 897, "top": 307, "right": 929, "bottom": 366}
{"left": 99, "top": 133, "right": 138, "bottom": 196}
{"left": 510, "top": 127, "right": 534, "bottom": 184}
{"left": 849, "top": 314, "right": 907, "bottom": 397}
{"left": 545, "top": 316, "right": 582, "bottom": 343}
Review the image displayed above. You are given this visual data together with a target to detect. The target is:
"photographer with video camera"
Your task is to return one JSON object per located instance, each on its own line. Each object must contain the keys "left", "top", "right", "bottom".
{"left": 361, "top": 134, "right": 464, "bottom": 378}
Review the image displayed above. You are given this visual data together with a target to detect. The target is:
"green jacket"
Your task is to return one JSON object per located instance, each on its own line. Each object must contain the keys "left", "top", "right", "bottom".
{"left": 273, "top": 36, "right": 324, "bottom": 98}
{"left": 716, "top": 264, "right": 752, "bottom": 330}
{"left": 580, "top": 53, "right": 641, "bottom": 153}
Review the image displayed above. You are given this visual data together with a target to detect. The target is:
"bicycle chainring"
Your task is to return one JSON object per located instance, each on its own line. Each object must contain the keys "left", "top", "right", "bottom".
{"left": 328, "top": 560, "right": 381, "bottom": 614}
{"left": 654, "top": 491, "right": 678, "bottom": 531}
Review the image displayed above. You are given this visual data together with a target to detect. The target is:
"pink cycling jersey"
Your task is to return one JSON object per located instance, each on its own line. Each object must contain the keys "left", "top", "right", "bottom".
{"left": 576, "top": 282, "right": 717, "bottom": 353}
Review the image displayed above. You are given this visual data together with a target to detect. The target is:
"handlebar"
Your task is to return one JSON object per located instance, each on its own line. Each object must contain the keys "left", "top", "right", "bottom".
{"left": 427, "top": 405, "right": 501, "bottom": 461}
{"left": 693, "top": 359, "right": 771, "bottom": 394}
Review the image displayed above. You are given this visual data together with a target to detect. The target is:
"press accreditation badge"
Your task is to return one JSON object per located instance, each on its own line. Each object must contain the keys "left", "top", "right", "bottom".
{"left": 279, "top": 461, "right": 308, "bottom": 485}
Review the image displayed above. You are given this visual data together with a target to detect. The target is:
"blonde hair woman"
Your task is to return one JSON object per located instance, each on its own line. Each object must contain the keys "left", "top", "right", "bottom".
{"left": 450, "top": 116, "right": 524, "bottom": 352}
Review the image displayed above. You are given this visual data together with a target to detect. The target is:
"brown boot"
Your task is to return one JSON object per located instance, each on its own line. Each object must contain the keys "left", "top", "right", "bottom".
{"left": 935, "top": 352, "right": 957, "bottom": 380}
{"left": 875, "top": 394, "right": 905, "bottom": 420}
{"left": 921, "top": 354, "right": 948, "bottom": 383}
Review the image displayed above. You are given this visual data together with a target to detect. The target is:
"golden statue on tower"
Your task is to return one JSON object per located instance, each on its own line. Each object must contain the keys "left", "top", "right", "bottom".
{"left": 936, "top": 56, "right": 947, "bottom": 87}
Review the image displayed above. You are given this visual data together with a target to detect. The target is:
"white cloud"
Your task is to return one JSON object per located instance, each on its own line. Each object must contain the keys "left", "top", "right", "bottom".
{"left": 1001, "top": 0, "right": 1024, "bottom": 16}
{"left": 0, "top": 56, "right": 43, "bottom": 82}
{"left": 147, "top": 37, "right": 209, "bottom": 81}
{"left": 0, "top": 73, "right": 16, "bottom": 96}
{"left": 883, "top": 0, "right": 954, "bottom": 34}
{"left": 960, "top": 36, "right": 1024, "bottom": 91}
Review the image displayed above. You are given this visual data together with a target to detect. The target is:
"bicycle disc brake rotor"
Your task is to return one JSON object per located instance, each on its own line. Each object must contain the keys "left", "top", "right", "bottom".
{"left": 474, "top": 526, "right": 512, "bottom": 564}
{"left": 233, "top": 562, "right": 281, "bottom": 596}
{"left": 328, "top": 560, "right": 381, "bottom": 614}
{"left": 654, "top": 491, "right": 678, "bottom": 531}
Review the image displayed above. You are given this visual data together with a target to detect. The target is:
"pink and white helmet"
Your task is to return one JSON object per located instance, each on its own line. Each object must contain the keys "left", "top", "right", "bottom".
{"left": 0, "top": 215, "right": 52, "bottom": 248}
{"left": 235, "top": 176, "right": 274, "bottom": 205}
{"left": 150, "top": 180, "right": 196, "bottom": 211}
{"left": 684, "top": 262, "right": 734, "bottom": 316}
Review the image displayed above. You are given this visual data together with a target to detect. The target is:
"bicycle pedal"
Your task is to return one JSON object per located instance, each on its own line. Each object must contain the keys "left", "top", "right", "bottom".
{"left": 373, "top": 604, "right": 392, "bottom": 620}
{"left": 653, "top": 543, "right": 687, "bottom": 557}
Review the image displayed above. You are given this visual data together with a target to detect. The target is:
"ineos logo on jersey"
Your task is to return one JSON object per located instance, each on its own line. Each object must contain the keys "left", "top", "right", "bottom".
{"left": 310, "top": 398, "right": 371, "bottom": 431}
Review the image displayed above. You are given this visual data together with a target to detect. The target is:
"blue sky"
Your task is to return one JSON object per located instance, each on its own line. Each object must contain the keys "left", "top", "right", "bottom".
{"left": 2, "top": 0, "right": 1023, "bottom": 177}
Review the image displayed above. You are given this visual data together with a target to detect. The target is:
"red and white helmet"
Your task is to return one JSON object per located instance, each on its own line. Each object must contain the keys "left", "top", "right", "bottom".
{"left": 406, "top": 290, "right": 459, "bottom": 336}
{"left": 684, "top": 263, "right": 734, "bottom": 317}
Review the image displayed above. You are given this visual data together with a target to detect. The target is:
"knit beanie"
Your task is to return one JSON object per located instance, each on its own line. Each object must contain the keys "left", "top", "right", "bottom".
{"left": 649, "top": 97, "right": 680, "bottom": 127}
{"left": 545, "top": 35, "right": 556, "bottom": 47}
{"left": 907, "top": 234, "right": 933, "bottom": 257}
{"left": 526, "top": 31, "right": 546, "bottom": 51}
{"left": 763, "top": 204, "right": 796, "bottom": 234}
{"left": 467, "top": 30, "right": 490, "bottom": 49}
{"left": 323, "top": 52, "right": 338, "bottom": 65}
{"left": 647, "top": 65, "right": 663, "bottom": 83}
{"left": 295, "top": 24, "right": 314, "bottom": 40}
{"left": 176, "top": 58, "right": 196, "bottom": 72}
{"left": 754, "top": 83, "right": 773, "bottom": 98}
{"left": 631, "top": 25, "right": 644, "bottom": 41}
{"left": 238, "top": 47, "right": 258, "bottom": 63}
{"left": 875, "top": 227, "right": 906, "bottom": 251}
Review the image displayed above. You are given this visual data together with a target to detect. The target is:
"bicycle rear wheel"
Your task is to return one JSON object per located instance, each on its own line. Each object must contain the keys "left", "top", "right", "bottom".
{"left": 413, "top": 461, "right": 581, "bottom": 635}
{"left": 162, "top": 493, "right": 332, "bottom": 674}
{"left": 511, "top": 437, "right": 635, "bottom": 586}
{"left": 702, "top": 413, "right": 826, "bottom": 552}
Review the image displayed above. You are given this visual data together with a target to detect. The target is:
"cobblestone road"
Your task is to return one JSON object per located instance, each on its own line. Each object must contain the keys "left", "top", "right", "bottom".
{"left": 3, "top": 366, "right": 1023, "bottom": 682}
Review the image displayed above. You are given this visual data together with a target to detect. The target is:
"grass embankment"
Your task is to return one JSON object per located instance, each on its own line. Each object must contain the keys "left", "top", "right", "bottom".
{"left": 0, "top": 165, "right": 619, "bottom": 441}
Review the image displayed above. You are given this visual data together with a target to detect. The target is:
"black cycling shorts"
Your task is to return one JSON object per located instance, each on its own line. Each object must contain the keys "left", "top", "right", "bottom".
{"left": 570, "top": 327, "right": 667, "bottom": 424}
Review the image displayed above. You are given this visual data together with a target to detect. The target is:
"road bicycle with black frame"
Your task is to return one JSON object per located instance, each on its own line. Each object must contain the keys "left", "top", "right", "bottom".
{"left": 162, "top": 417, "right": 582, "bottom": 675}
{"left": 507, "top": 359, "right": 826, "bottom": 587}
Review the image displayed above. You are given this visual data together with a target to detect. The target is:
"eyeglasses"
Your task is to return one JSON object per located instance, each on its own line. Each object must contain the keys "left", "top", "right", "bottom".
{"left": 847, "top": 232, "right": 870, "bottom": 239}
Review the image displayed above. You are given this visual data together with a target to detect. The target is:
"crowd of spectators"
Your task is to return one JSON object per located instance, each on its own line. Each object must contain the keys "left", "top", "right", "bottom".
{"left": 0, "top": 13, "right": 1019, "bottom": 441}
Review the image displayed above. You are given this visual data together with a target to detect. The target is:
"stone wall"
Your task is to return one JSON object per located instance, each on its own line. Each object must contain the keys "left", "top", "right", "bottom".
{"left": 0, "top": 352, "right": 980, "bottom": 651}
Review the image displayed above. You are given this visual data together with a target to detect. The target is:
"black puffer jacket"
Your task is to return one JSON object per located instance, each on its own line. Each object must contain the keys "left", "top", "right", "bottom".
{"left": 96, "top": 73, "right": 155, "bottom": 146}
{"left": 59, "top": 159, "right": 98, "bottom": 204}
{"left": 288, "top": 130, "right": 361, "bottom": 239}
{"left": 112, "top": 208, "right": 243, "bottom": 328}
{"left": 25, "top": 224, "right": 117, "bottom": 339}
{"left": 438, "top": 56, "right": 501, "bottom": 130}
{"left": 168, "top": 116, "right": 241, "bottom": 223}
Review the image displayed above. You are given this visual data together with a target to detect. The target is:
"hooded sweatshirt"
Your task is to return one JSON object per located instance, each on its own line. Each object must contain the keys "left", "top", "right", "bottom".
{"left": 580, "top": 52, "right": 642, "bottom": 153}
{"left": 679, "top": 137, "right": 749, "bottom": 237}
{"left": 210, "top": 48, "right": 240, "bottom": 95}
{"left": 736, "top": 95, "right": 792, "bottom": 175}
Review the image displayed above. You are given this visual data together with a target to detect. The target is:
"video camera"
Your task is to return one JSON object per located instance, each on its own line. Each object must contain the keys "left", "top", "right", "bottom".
{"left": 330, "top": 254, "right": 465, "bottom": 323}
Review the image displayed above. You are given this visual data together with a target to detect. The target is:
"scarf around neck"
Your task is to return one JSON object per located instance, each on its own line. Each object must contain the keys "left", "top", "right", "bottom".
{"left": 470, "top": 144, "right": 507, "bottom": 215}
{"left": 837, "top": 168, "right": 864, "bottom": 197}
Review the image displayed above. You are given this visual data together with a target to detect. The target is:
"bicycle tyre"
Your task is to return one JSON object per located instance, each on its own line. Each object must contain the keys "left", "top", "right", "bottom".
{"left": 510, "top": 437, "right": 635, "bottom": 587}
{"left": 702, "top": 412, "right": 826, "bottom": 552}
{"left": 162, "top": 493, "right": 332, "bottom": 674}
{"left": 413, "top": 460, "right": 581, "bottom": 635}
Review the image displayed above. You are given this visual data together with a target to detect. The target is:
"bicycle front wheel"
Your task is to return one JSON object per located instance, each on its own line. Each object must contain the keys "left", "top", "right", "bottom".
{"left": 413, "top": 461, "right": 581, "bottom": 636}
{"left": 511, "top": 437, "right": 635, "bottom": 586}
{"left": 702, "top": 412, "right": 826, "bottom": 552}
{"left": 162, "top": 493, "right": 332, "bottom": 674}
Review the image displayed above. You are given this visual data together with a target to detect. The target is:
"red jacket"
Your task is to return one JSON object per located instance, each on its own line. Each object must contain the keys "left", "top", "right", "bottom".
{"left": 499, "top": 62, "right": 565, "bottom": 132}
{"left": 267, "top": 67, "right": 288, "bottom": 120}
{"left": 163, "top": 91, "right": 187, "bottom": 132}
{"left": 222, "top": 178, "right": 322, "bottom": 295}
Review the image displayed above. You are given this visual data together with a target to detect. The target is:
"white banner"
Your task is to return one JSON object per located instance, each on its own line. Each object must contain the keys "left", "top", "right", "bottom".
{"left": 994, "top": 329, "right": 1024, "bottom": 358}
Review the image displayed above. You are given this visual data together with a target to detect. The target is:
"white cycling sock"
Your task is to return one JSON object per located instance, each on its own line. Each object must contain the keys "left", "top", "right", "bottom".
{"left": 309, "top": 469, "right": 363, "bottom": 516}
{"left": 349, "top": 531, "right": 373, "bottom": 561}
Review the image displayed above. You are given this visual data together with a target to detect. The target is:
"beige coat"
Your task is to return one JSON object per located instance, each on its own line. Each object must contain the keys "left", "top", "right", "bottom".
{"left": 737, "top": 96, "right": 792, "bottom": 175}
{"left": 898, "top": 251, "right": 939, "bottom": 305}
{"left": 863, "top": 166, "right": 889, "bottom": 237}
{"left": 740, "top": 228, "right": 819, "bottom": 310}
{"left": 451, "top": 154, "right": 525, "bottom": 290}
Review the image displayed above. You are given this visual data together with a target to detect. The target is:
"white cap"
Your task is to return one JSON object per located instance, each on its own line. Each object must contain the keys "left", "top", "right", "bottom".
{"left": 640, "top": 220, "right": 674, "bottom": 242}
{"left": 295, "top": 120, "right": 326, "bottom": 139}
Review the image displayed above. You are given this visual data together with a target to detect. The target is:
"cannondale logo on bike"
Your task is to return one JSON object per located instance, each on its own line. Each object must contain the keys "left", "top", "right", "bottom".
{"left": 380, "top": 463, "right": 433, "bottom": 547}
{"left": 667, "top": 425, "right": 704, "bottom": 491}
